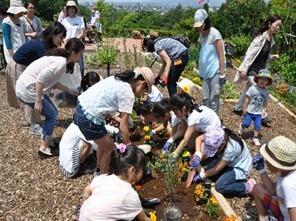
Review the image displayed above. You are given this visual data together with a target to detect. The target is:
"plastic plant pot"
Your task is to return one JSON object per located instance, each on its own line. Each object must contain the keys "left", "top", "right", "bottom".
{"left": 163, "top": 205, "right": 182, "bottom": 221}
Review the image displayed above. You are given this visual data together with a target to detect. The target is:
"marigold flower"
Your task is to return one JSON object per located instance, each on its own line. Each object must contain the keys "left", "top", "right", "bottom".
{"left": 209, "top": 196, "right": 218, "bottom": 205}
{"left": 195, "top": 184, "right": 205, "bottom": 198}
{"left": 144, "top": 135, "right": 151, "bottom": 141}
{"left": 143, "top": 126, "right": 150, "bottom": 132}
{"left": 223, "top": 215, "right": 238, "bottom": 221}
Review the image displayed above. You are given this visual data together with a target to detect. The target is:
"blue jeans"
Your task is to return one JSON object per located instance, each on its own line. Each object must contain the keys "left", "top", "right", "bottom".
{"left": 25, "top": 95, "right": 58, "bottom": 137}
{"left": 204, "top": 158, "right": 248, "bottom": 198}
{"left": 167, "top": 51, "right": 189, "bottom": 97}
{"left": 243, "top": 113, "right": 262, "bottom": 131}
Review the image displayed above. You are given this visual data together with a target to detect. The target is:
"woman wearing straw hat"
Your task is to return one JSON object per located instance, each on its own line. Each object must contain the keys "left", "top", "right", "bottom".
{"left": 2, "top": 0, "right": 26, "bottom": 64}
{"left": 251, "top": 136, "right": 296, "bottom": 221}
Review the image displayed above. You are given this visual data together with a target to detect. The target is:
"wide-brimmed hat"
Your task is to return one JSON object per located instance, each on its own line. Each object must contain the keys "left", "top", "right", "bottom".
{"left": 66, "top": 0, "right": 78, "bottom": 9}
{"left": 254, "top": 69, "right": 273, "bottom": 86}
{"left": 260, "top": 136, "right": 296, "bottom": 170}
{"left": 193, "top": 9, "right": 208, "bottom": 28}
{"left": 203, "top": 127, "right": 225, "bottom": 157}
{"left": 176, "top": 78, "right": 196, "bottom": 97}
{"left": 7, "top": 0, "right": 26, "bottom": 15}
{"left": 134, "top": 67, "right": 155, "bottom": 93}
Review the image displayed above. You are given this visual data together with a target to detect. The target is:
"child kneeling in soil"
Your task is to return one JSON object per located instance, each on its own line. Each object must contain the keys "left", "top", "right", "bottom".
{"left": 186, "top": 127, "right": 254, "bottom": 198}
{"left": 79, "top": 144, "right": 151, "bottom": 221}
{"left": 59, "top": 122, "right": 98, "bottom": 178}
{"left": 251, "top": 136, "right": 296, "bottom": 221}
{"left": 168, "top": 93, "right": 221, "bottom": 158}
{"left": 239, "top": 69, "right": 273, "bottom": 146}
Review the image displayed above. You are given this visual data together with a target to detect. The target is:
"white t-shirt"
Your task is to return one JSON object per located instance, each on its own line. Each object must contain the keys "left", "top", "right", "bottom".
{"left": 62, "top": 16, "right": 85, "bottom": 40}
{"left": 147, "top": 85, "right": 162, "bottom": 103}
{"left": 90, "top": 11, "right": 100, "bottom": 26}
{"left": 59, "top": 123, "right": 97, "bottom": 173}
{"left": 187, "top": 106, "right": 221, "bottom": 132}
{"left": 276, "top": 170, "right": 296, "bottom": 221}
{"left": 78, "top": 76, "right": 135, "bottom": 124}
{"left": 79, "top": 174, "right": 143, "bottom": 221}
{"left": 16, "top": 56, "right": 67, "bottom": 103}
{"left": 170, "top": 111, "right": 182, "bottom": 128}
{"left": 222, "top": 138, "right": 252, "bottom": 180}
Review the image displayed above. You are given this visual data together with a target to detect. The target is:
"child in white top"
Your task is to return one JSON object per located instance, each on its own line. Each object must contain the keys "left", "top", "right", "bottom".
{"left": 251, "top": 136, "right": 296, "bottom": 221}
{"left": 239, "top": 69, "right": 272, "bottom": 146}
{"left": 186, "top": 127, "right": 253, "bottom": 198}
{"left": 79, "top": 144, "right": 150, "bottom": 221}
{"left": 16, "top": 38, "right": 84, "bottom": 157}
{"left": 168, "top": 93, "right": 221, "bottom": 158}
{"left": 75, "top": 67, "right": 155, "bottom": 174}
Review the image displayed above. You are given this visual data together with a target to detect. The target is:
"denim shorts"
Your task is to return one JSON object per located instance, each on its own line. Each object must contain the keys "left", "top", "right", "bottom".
{"left": 73, "top": 104, "right": 107, "bottom": 140}
{"left": 243, "top": 113, "right": 262, "bottom": 131}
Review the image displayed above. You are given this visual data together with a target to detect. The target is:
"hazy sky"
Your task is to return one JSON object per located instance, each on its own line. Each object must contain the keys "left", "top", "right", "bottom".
{"left": 78, "top": 0, "right": 225, "bottom": 7}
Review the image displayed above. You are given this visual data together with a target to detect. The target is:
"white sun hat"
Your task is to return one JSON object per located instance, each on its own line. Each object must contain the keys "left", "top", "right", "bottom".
{"left": 260, "top": 136, "right": 296, "bottom": 170}
{"left": 176, "top": 78, "right": 196, "bottom": 97}
{"left": 193, "top": 9, "right": 208, "bottom": 28}
{"left": 7, "top": 0, "right": 26, "bottom": 15}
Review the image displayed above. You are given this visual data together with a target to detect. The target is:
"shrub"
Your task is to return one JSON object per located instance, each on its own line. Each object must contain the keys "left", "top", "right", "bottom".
{"left": 228, "top": 35, "right": 251, "bottom": 57}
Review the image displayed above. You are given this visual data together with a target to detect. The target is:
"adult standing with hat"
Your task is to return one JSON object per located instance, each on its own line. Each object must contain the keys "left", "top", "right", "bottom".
{"left": 62, "top": 0, "right": 86, "bottom": 76}
{"left": 233, "top": 15, "right": 282, "bottom": 127}
{"left": 194, "top": 9, "right": 226, "bottom": 113}
{"left": 251, "top": 136, "right": 296, "bottom": 221}
{"left": 2, "top": 0, "right": 26, "bottom": 64}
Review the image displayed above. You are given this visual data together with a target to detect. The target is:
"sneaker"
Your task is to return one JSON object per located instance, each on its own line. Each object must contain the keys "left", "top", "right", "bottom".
{"left": 238, "top": 124, "right": 244, "bottom": 135}
{"left": 233, "top": 109, "right": 243, "bottom": 116}
{"left": 246, "top": 178, "right": 256, "bottom": 193}
{"left": 38, "top": 147, "right": 57, "bottom": 158}
{"left": 262, "top": 116, "right": 272, "bottom": 127}
{"left": 253, "top": 137, "right": 261, "bottom": 146}
{"left": 30, "top": 124, "right": 43, "bottom": 136}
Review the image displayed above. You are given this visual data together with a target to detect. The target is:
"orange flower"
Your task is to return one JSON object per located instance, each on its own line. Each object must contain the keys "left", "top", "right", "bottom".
{"left": 144, "top": 135, "right": 151, "bottom": 141}
{"left": 223, "top": 215, "right": 238, "bottom": 221}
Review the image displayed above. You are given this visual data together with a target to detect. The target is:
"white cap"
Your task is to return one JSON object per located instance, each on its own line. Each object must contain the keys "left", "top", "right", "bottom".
{"left": 7, "top": 0, "right": 26, "bottom": 15}
{"left": 193, "top": 9, "right": 208, "bottom": 28}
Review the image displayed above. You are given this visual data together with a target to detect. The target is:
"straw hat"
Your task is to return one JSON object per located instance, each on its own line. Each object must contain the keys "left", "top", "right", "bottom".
{"left": 193, "top": 9, "right": 208, "bottom": 28}
{"left": 260, "top": 136, "right": 296, "bottom": 170}
{"left": 176, "top": 78, "right": 196, "bottom": 97}
{"left": 254, "top": 69, "right": 273, "bottom": 86}
{"left": 134, "top": 67, "right": 155, "bottom": 93}
{"left": 7, "top": 0, "right": 26, "bottom": 15}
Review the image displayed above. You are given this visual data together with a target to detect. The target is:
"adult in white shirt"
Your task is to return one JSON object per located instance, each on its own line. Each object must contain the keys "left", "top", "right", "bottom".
{"left": 74, "top": 67, "right": 155, "bottom": 174}
{"left": 16, "top": 38, "right": 84, "bottom": 157}
{"left": 62, "top": 0, "right": 86, "bottom": 75}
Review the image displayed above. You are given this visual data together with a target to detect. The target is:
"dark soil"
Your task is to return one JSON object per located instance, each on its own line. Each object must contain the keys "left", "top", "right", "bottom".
{"left": 0, "top": 40, "right": 295, "bottom": 220}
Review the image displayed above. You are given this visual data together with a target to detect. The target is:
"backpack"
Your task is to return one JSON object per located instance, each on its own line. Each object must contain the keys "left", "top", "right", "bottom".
{"left": 173, "top": 36, "right": 191, "bottom": 48}
{"left": 154, "top": 36, "right": 191, "bottom": 48}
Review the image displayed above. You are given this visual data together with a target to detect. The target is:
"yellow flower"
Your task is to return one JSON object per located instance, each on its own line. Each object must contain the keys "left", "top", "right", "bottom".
{"left": 144, "top": 135, "right": 151, "bottom": 141}
{"left": 195, "top": 184, "right": 205, "bottom": 198}
{"left": 149, "top": 211, "right": 157, "bottom": 221}
{"left": 209, "top": 196, "right": 218, "bottom": 206}
{"left": 182, "top": 85, "right": 190, "bottom": 93}
{"left": 143, "top": 126, "right": 150, "bottom": 132}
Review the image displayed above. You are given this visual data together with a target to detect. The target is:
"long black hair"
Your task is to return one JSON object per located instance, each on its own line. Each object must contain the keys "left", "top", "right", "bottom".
{"left": 109, "top": 144, "right": 146, "bottom": 177}
{"left": 169, "top": 93, "right": 202, "bottom": 113}
{"left": 46, "top": 38, "right": 84, "bottom": 73}
{"left": 220, "top": 128, "right": 245, "bottom": 153}
{"left": 115, "top": 70, "right": 146, "bottom": 86}
{"left": 142, "top": 36, "right": 156, "bottom": 53}
{"left": 81, "top": 71, "right": 101, "bottom": 91}
{"left": 255, "top": 14, "right": 281, "bottom": 36}
{"left": 39, "top": 21, "right": 67, "bottom": 49}
{"left": 152, "top": 98, "right": 171, "bottom": 118}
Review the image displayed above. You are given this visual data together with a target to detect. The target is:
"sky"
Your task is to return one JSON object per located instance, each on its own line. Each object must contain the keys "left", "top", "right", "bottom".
{"left": 78, "top": 0, "right": 225, "bottom": 7}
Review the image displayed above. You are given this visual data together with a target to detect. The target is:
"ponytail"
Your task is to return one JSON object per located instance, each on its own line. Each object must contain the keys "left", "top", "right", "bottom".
{"left": 109, "top": 144, "right": 146, "bottom": 176}
{"left": 170, "top": 93, "right": 202, "bottom": 113}
{"left": 255, "top": 14, "right": 281, "bottom": 36}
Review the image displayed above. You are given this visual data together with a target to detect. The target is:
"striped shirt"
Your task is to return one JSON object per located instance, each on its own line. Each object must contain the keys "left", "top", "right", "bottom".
{"left": 154, "top": 38, "right": 187, "bottom": 60}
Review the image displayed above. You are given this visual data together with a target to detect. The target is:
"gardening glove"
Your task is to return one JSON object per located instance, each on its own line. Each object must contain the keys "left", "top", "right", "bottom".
{"left": 253, "top": 153, "right": 266, "bottom": 175}
{"left": 190, "top": 153, "right": 201, "bottom": 169}
{"left": 193, "top": 171, "right": 205, "bottom": 183}
{"left": 162, "top": 138, "right": 174, "bottom": 152}
{"left": 219, "top": 74, "right": 227, "bottom": 87}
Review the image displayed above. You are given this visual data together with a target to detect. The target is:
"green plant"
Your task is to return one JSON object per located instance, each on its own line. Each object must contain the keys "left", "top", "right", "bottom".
{"left": 221, "top": 82, "right": 239, "bottom": 100}
{"left": 154, "top": 153, "right": 179, "bottom": 198}
{"left": 97, "top": 44, "right": 118, "bottom": 76}
{"left": 228, "top": 35, "right": 251, "bottom": 57}
{"left": 206, "top": 196, "right": 220, "bottom": 217}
